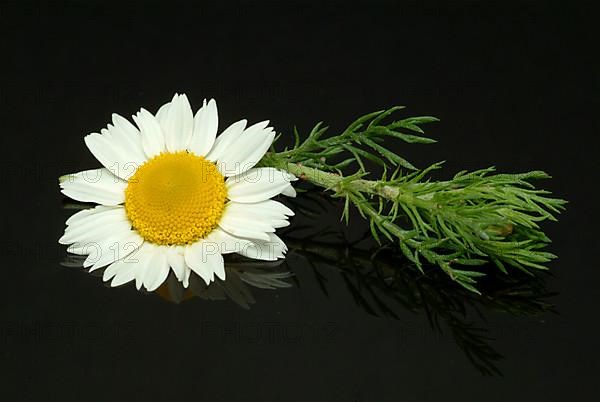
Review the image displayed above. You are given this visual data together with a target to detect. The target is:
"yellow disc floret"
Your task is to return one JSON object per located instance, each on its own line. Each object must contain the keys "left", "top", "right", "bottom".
{"left": 124, "top": 151, "right": 227, "bottom": 245}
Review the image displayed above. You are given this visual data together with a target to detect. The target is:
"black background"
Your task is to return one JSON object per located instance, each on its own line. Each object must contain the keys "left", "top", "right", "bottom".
{"left": 2, "top": 1, "right": 599, "bottom": 401}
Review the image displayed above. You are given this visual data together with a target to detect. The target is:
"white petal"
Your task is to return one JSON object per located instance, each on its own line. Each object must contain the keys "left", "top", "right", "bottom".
{"left": 68, "top": 224, "right": 138, "bottom": 268}
{"left": 60, "top": 206, "right": 129, "bottom": 245}
{"left": 214, "top": 121, "right": 274, "bottom": 176}
{"left": 101, "top": 241, "right": 146, "bottom": 286}
{"left": 82, "top": 114, "right": 147, "bottom": 181}
{"left": 225, "top": 200, "right": 293, "bottom": 230}
{"left": 84, "top": 133, "right": 142, "bottom": 181}
{"left": 142, "top": 246, "right": 170, "bottom": 291}
{"left": 132, "top": 242, "right": 155, "bottom": 290}
{"left": 88, "top": 233, "right": 143, "bottom": 273}
{"left": 226, "top": 167, "right": 294, "bottom": 203}
{"left": 204, "top": 227, "right": 253, "bottom": 254}
{"left": 112, "top": 113, "right": 141, "bottom": 137}
{"left": 214, "top": 257, "right": 226, "bottom": 280}
{"left": 183, "top": 266, "right": 192, "bottom": 288}
{"left": 85, "top": 230, "right": 144, "bottom": 271}
{"left": 103, "top": 258, "right": 123, "bottom": 282}
{"left": 65, "top": 206, "right": 98, "bottom": 226}
{"left": 238, "top": 233, "right": 288, "bottom": 261}
{"left": 254, "top": 199, "right": 294, "bottom": 216}
{"left": 161, "top": 94, "right": 194, "bottom": 152}
{"left": 281, "top": 183, "right": 297, "bottom": 197}
{"left": 184, "top": 241, "right": 224, "bottom": 285}
{"left": 217, "top": 206, "right": 274, "bottom": 241}
{"left": 155, "top": 101, "right": 171, "bottom": 125}
{"left": 167, "top": 246, "right": 186, "bottom": 283}
{"left": 188, "top": 99, "right": 218, "bottom": 156}
{"left": 60, "top": 168, "right": 127, "bottom": 205}
{"left": 132, "top": 108, "right": 166, "bottom": 158}
{"left": 109, "top": 114, "right": 147, "bottom": 173}
{"left": 105, "top": 258, "right": 137, "bottom": 287}
{"left": 205, "top": 119, "right": 247, "bottom": 162}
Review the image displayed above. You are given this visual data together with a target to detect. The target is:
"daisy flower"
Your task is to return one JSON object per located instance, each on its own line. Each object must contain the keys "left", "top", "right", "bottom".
{"left": 59, "top": 94, "right": 296, "bottom": 291}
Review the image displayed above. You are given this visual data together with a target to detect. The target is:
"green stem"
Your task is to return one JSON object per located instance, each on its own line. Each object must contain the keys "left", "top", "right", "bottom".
{"left": 264, "top": 155, "right": 433, "bottom": 209}
{"left": 264, "top": 154, "right": 519, "bottom": 252}
{"left": 280, "top": 162, "right": 343, "bottom": 190}
{"left": 263, "top": 155, "right": 423, "bottom": 240}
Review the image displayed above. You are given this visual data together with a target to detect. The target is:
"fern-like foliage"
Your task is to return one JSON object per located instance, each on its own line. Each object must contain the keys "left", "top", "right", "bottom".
{"left": 260, "top": 107, "right": 566, "bottom": 293}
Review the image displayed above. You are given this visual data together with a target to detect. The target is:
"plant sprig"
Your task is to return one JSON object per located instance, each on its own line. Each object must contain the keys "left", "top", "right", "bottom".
{"left": 271, "top": 106, "right": 438, "bottom": 172}
{"left": 259, "top": 107, "right": 566, "bottom": 293}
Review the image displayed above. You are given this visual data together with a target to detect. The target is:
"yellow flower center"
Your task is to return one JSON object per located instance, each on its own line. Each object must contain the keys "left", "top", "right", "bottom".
{"left": 124, "top": 151, "right": 227, "bottom": 245}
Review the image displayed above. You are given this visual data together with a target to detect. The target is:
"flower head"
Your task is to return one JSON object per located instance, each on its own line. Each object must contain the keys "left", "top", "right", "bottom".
{"left": 59, "top": 94, "right": 296, "bottom": 291}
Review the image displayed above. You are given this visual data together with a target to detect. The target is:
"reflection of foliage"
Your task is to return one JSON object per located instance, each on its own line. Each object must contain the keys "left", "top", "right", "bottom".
{"left": 284, "top": 230, "right": 555, "bottom": 376}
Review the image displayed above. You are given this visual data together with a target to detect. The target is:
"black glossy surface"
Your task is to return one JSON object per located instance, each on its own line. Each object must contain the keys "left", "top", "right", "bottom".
{"left": 2, "top": 1, "right": 598, "bottom": 401}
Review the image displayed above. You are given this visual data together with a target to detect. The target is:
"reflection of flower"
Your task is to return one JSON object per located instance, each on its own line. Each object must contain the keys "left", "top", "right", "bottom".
{"left": 59, "top": 94, "right": 296, "bottom": 291}
{"left": 62, "top": 254, "right": 293, "bottom": 309}
{"left": 156, "top": 260, "right": 292, "bottom": 308}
